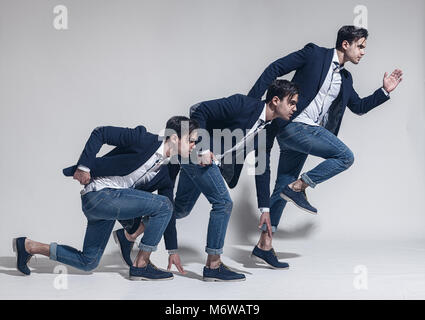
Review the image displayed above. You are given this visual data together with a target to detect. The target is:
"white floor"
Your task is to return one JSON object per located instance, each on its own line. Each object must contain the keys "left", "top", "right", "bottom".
{"left": 1, "top": 239, "right": 425, "bottom": 300}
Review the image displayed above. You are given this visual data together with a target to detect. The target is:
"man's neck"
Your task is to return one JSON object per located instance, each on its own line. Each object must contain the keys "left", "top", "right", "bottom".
{"left": 336, "top": 48, "right": 347, "bottom": 66}
{"left": 265, "top": 103, "right": 276, "bottom": 122}
{"left": 163, "top": 140, "right": 172, "bottom": 158}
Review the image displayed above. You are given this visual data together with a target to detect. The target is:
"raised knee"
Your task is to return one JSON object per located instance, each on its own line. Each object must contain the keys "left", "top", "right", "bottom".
{"left": 342, "top": 148, "right": 355, "bottom": 168}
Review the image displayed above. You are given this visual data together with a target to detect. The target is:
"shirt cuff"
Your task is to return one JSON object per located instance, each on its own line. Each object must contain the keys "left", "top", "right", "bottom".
{"left": 77, "top": 165, "right": 90, "bottom": 172}
{"left": 381, "top": 87, "right": 390, "bottom": 97}
{"left": 197, "top": 149, "right": 211, "bottom": 155}
{"left": 259, "top": 207, "right": 269, "bottom": 214}
{"left": 168, "top": 249, "right": 178, "bottom": 255}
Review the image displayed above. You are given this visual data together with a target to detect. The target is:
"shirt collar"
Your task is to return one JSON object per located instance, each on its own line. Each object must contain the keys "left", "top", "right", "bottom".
{"left": 155, "top": 141, "right": 166, "bottom": 159}
{"left": 333, "top": 49, "right": 344, "bottom": 70}
{"left": 261, "top": 103, "right": 268, "bottom": 123}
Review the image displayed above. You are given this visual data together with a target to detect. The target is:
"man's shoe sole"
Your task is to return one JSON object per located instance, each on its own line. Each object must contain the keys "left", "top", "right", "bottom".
{"left": 12, "top": 238, "right": 30, "bottom": 276}
{"left": 250, "top": 253, "right": 289, "bottom": 270}
{"left": 129, "top": 275, "right": 174, "bottom": 281}
{"left": 112, "top": 230, "right": 134, "bottom": 267}
{"left": 280, "top": 192, "right": 318, "bottom": 215}
{"left": 202, "top": 277, "right": 246, "bottom": 282}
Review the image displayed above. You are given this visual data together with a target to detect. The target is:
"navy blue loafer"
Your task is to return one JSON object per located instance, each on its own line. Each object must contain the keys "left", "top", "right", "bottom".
{"left": 203, "top": 263, "right": 246, "bottom": 282}
{"left": 280, "top": 185, "right": 318, "bottom": 214}
{"left": 251, "top": 246, "right": 289, "bottom": 269}
{"left": 129, "top": 262, "right": 174, "bottom": 281}
{"left": 12, "top": 237, "right": 33, "bottom": 275}
{"left": 113, "top": 229, "right": 134, "bottom": 267}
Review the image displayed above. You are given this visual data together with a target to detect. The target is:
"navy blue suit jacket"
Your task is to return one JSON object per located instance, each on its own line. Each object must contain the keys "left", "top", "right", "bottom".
{"left": 63, "top": 125, "right": 179, "bottom": 250}
{"left": 190, "top": 94, "right": 282, "bottom": 208}
{"left": 248, "top": 43, "right": 390, "bottom": 135}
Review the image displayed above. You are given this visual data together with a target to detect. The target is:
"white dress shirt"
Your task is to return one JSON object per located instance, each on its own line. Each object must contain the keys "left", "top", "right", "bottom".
{"left": 293, "top": 49, "right": 343, "bottom": 127}
{"left": 79, "top": 142, "right": 167, "bottom": 195}
{"left": 215, "top": 104, "right": 268, "bottom": 162}
{"left": 293, "top": 49, "right": 389, "bottom": 127}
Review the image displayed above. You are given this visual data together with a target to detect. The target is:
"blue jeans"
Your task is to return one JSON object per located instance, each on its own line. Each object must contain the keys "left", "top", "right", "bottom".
{"left": 174, "top": 163, "right": 233, "bottom": 255}
{"left": 266, "top": 122, "right": 354, "bottom": 231}
{"left": 49, "top": 188, "right": 172, "bottom": 271}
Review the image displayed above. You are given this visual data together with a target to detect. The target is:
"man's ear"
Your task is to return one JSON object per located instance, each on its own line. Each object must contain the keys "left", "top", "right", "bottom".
{"left": 342, "top": 40, "right": 350, "bottom": 50}
{"left": 270, "top": 96, "right": 280, "bottom": 111}
{"left": 170, "top": 134, "right": 179, "bottom": 144}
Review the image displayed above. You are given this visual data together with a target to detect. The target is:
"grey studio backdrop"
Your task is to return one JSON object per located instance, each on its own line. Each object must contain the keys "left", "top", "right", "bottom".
{"left": 0, "top": 0, "right": 424, "bottom": 258}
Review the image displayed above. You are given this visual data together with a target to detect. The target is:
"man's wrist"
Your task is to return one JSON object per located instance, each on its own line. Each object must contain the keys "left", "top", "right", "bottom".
{"left": 197, "top": 149, "right": 211, "bottom": 156}
{"left": 77, "top": 165, "right": 90, "bottom": 173}
{"left": 259, "top": 207, "right": 269, "bottom": 214}
{"left": 381, "top": 87, "right": 390, "bottom": 97}
{"left": 168, "top": 249, "right": 178, "bottom": 255}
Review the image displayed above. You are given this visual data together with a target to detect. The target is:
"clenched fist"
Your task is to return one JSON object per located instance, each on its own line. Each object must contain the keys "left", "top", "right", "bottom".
{"left": 73, "top": 168, "right": 91, "bottom": 185}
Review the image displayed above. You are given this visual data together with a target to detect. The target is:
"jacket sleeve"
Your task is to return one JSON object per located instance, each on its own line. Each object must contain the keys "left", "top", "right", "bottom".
{"left": 189, "top": 94, "right": 245, "bottom": 130}
{"left": 254, "top": 120, "right": 279, "bottom": 208}
{"left": 248, "top": 43, "right": 316, "bottom": 99}
{"left": 76, "top": 125, "right": 147, "bottom": 170}
{"left": 347, "top": 87, "right": 390, "bottom": 115}
{"left": 158, "top": 164, "right": 180, "bottom": 252}
{"left": 158, "top": 185, "right": 178, "bottom": 251}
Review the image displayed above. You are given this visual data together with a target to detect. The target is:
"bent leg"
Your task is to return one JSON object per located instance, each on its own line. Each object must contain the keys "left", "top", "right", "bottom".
{"left": 104, "top": 188, "right": 173, "bottom": 253}
{"left": 50, "top": 219, "right": 115, "bottom": 272}
{"left": 50, "top": 187, "right": 173, "bottom": 271}
{"left": 181, "top": 163, "right": 233, "bottom": 255}
{"left": 296, "top": 126, "right": 355, "bottom": 188}
{"left": 269, "top": 147, "right": 308, "bottom": 229}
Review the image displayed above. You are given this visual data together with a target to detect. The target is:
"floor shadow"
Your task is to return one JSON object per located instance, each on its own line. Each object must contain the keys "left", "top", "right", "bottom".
{"left": 273, "top": 222, "right": 316, "bottom": 240}
{"left": 229, "top": 183, "right": 317, "bottom": 243}
{"left": 172, "top": 270, "right": 203, "bottom": 281}
{"left": 177, "top": 245, "right": 205, "bottom": 266}
{"left": 227, "top": 246, "right": 301, "bottom": 270}
{"left": 0, "top": 251, "right": 130, "bottom": 278}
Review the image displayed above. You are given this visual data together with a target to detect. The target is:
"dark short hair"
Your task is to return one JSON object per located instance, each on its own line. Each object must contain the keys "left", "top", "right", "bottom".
{"left": 165, "top": 116, "right": 199, "bottom": 140}
{"left": 265, "top": 79, "right": 299, "bottom": 103}
{"left": 336, "top": 25, "right": 368, "bottom": 50}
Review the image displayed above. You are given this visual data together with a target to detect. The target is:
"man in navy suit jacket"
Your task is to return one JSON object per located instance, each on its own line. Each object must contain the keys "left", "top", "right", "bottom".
{"left": 248, "top": 26, "right": 403, "bottom": 266}
{"left": 173, "top": 80, "right": 299, "bottom": 281}
{"left": 13, "top": 116, "right": 199, "bottom": 281}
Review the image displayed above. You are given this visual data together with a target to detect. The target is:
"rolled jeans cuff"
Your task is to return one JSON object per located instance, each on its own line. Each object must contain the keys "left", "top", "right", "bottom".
{"left": 49, "top": 242, "right": 58, "bottom": 261}
{"left": 261, "top": 224, "right": 277, "bottom": 233}
{"left": 138, "top": 242, "right": 157, "bottom": 253}
{"left": 205, "top": 246, "right": 223, "bottom": 255}
{"left": 301, "top": 172, "right": 316, "bottom": 188}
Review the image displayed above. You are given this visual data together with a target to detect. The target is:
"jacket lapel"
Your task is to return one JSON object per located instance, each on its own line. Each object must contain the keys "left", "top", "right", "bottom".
{"left": 340, "top": 69, "right": 349, "bottom": 107}
{"left": 317, "top": 48, "right": 334, "bottom": 92}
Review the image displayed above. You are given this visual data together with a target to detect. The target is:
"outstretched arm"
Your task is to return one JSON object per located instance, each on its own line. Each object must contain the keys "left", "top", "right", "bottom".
{"left": 248, "top": 43, "right": 315, "bottom": 99}
{"left": 160, "top": 165, "right": 187, "bottom": 274}
{"left": 383, "top": 69, "right": 403, "bottom": 93}
{"left": 254, "top": 121, "right": 279, "bottom": 236}
{"left": 348, "top": 68, "right": 403, "bottom": 115}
